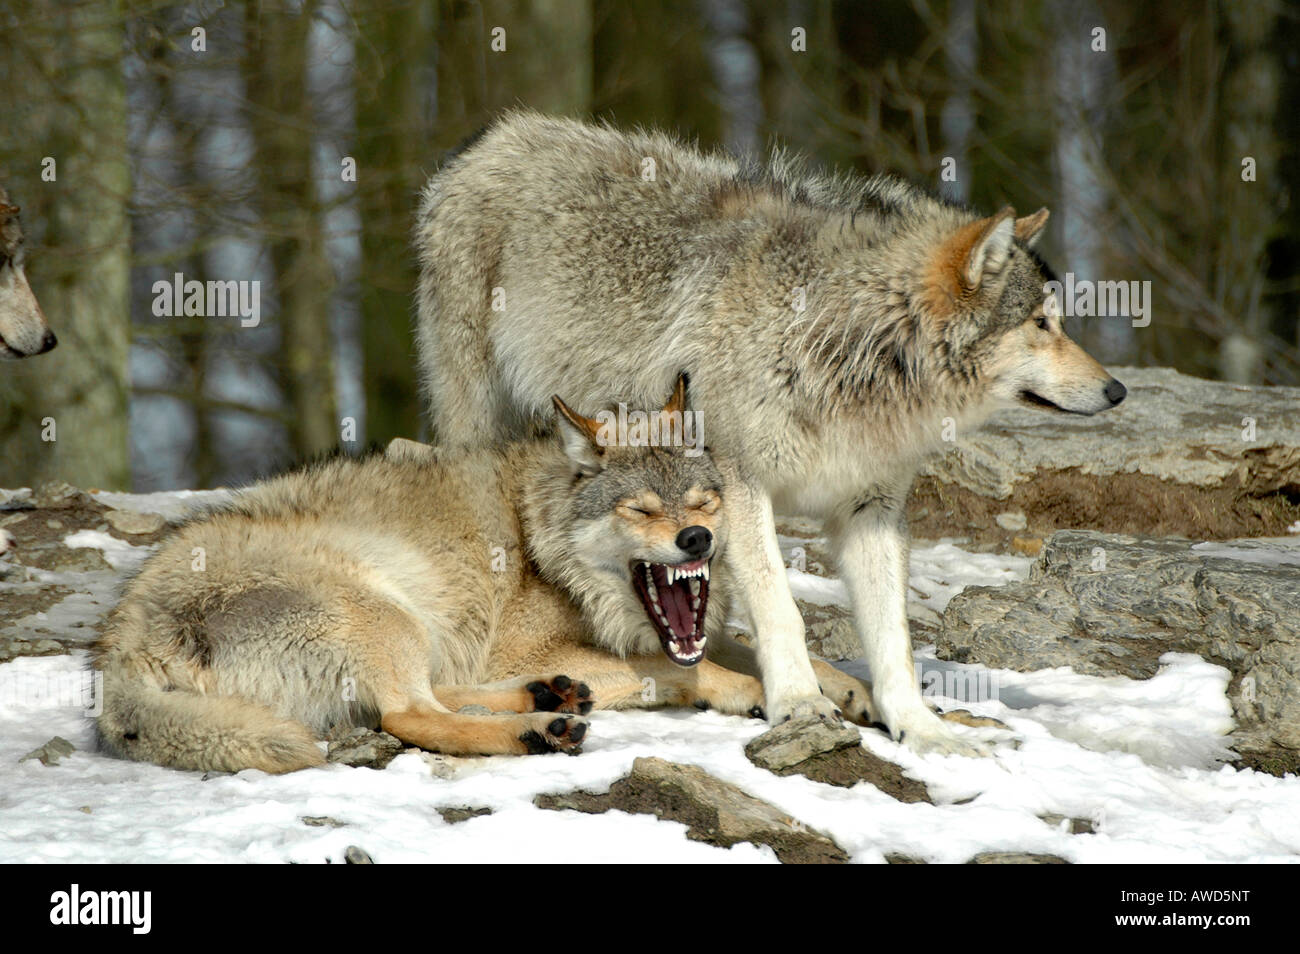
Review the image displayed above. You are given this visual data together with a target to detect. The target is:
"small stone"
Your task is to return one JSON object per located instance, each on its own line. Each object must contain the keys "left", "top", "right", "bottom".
{"left": 46, "top": 519, "right": 63, "bottom": 530}
{"left": 1040, "top": 813, "right": 1095, "bottom": 834}
{"left": 326, "top": 727, "right": 405, "bottom": 769}
{"left": 438, "top": 806, "right": 492, "bottom": 824}
{"left": 344, "top": 846, "right": 374, "bottom": 864}
{"left": 744, "top": 714, "right": 862, "bottom": 772}
{"left": 34, "top": 482, "right": 92, "bottom": 509}
{"left": 104, "top": 509, "right": 166, "bottom": 536}
{"left": 0, "top": 488, "right": 35, "bottom": 511}
{"left": 745, "top": 716, "right": 932, "bottom": 800}
{"left": 302, "top": 816, "right": 346, "bottom": 828}
{"left": 21, "top": 736, "right": 75, "bottom": 766}
{"left": 78, "top": 806, "right": 92, "bottom": 814}
{"left": 995, "top": 511, "right": 1028, "bottom": 532}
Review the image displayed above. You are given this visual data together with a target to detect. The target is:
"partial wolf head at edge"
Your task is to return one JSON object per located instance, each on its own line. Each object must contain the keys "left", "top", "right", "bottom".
{"left": 0, "top": 184, "right": 56, "bottom": 359}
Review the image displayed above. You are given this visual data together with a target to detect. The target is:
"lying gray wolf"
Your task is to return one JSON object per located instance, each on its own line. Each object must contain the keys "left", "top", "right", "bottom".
{"left": 414, "top": 111, "right": 1126, "bottom": 756}
{"left": 0, "top": 185, "right": 56, "bottom": 359}
{"left": 93, "top": 379, "right": 884, "bottom": 773}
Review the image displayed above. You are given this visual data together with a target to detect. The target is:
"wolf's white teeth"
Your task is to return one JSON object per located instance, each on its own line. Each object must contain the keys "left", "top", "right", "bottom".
{"left": 667, "top": 566, "right": 676, "bottom": 585}
{"left": 701, "top": 563, "right": 709, "bottom": 581}
{"left": 688, "top": 578, "right": 700, "bottom": 598}
{"left": 669, "top": 639, "right": 681, "bottom": 655}
{"left": 697, "top": 636, "right": 707, "bottom": 648}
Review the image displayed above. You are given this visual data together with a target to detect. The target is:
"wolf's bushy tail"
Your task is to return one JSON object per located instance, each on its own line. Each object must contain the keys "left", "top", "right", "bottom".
{"left": 96, "top": 653, "right": 324, "bottom": 775}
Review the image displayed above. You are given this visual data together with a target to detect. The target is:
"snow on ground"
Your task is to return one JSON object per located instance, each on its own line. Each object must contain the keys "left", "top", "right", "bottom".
{"left": 1, "top": 492, "right": 1297, "bottom": 864}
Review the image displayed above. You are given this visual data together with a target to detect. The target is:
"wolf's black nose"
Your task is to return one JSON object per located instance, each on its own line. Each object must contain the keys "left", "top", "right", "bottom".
{"left": 1104, "top": 378, "right": 1126, "bottom": 406}
{"left": 38, "top": 330, "right": 57, "bottom": 354}
{"left": 676, "top": 525, "right": 712, "bottom": 558}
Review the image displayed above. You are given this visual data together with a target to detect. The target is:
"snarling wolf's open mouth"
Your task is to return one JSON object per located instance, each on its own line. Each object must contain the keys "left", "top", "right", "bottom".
{"left": 630, "top": 558, "right": 710, "bottom": 666}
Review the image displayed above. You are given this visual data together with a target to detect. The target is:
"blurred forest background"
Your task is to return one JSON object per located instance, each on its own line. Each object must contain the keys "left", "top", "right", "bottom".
{"left": 0, "top": 0, "right": 1296, "bottom": 491}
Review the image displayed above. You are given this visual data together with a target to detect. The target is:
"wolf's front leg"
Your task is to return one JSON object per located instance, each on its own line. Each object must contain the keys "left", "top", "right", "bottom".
{"left": 832, "top": 495, "right": 990, "bottom": 757}
{"left": 432, "top": 676, "right": 593, "bottom": 715}
{"left": 722, "top": 474, "right": 839, "bottom": 723}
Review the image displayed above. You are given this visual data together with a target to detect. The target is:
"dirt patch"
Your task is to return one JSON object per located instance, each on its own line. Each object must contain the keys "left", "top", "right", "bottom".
{"left": 910, "top": 468, "right": 1300, "bottom": 545}
{"left": 2, "top": 496, "right": 171, "bottom": 562}
{"left": 0, "top": 585, "right": 74, "bottom": 628}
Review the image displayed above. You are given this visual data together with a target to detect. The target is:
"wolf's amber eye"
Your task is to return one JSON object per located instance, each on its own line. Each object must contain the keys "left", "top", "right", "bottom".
{"left": 1034, "top": 314, "right": 1048, "bottom": 330}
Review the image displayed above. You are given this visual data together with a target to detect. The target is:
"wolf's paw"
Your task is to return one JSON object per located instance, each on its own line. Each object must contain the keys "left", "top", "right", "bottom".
{"left": 526, "top": 676, "right": 593, "bottom": 715}
{"left": 519, "top": 714, "right": 588, "bottom": 756}
{"left": 812, "top": 662, "right": 879, "bottom": 727}
{"left": 766, "top": 692, "right": 843, "bottom": 726}
{"left": 884, "top": 704, "right": 991, "bottom": 758}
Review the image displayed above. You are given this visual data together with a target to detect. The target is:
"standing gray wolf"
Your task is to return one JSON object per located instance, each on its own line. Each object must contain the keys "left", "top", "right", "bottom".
{"left": 93, "top": 378, "right": 878, "bottom": 774}
{"left": 414, "top": 111, "right": 1126, "bottom": 757}
{"left": 0, "top": 185, "right": 56, "bottom": 359}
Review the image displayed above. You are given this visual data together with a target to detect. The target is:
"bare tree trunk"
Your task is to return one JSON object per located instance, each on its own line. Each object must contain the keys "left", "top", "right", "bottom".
{"left": 243, "top": 0, "right": 338, "bottom": 459}
{"left": 939, "top": 0, "right": 976, "bottom": 204}
{"left": 700, "top": 0, "right": 763, "bottom": 156}
{"left": 1052, "top": 0, "right": 1131, "bottom": 363}
{"left": 0, "top": 0, "right": 130, "bottom": 489}
{"left": 355, "top": 0, "right": 436, "bottom": 447}
{"left": 1215, "top": 1, "right": 1280, "bottom": 384}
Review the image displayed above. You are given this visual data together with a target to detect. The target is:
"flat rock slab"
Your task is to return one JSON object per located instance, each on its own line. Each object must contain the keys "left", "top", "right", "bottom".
{"left": 912, "top": 367, "right": 1300, "bottom": 540}
{"left": 535, "top": 756, "right": 848, "bottom": 864}
{"left": 745, "top": 716, "right": 932, "bottom": 801}
{"left": 937, "top": 529, "right": 1300, "bottom": 771}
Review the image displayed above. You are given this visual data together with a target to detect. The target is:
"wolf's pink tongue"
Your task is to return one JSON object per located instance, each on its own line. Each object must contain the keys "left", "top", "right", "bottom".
{"left": 662, "top": 584, "right": 695, "bottom": 639}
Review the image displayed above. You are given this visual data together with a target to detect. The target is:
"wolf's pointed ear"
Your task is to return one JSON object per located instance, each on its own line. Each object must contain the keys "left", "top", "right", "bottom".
{"left": 552, "top": 395, "right": 606, "bottom": 475}
{"left": 1014, "top": 207, "right": 1050, "bottom": 249}
{"left": 961, "top": 207, "right": 1016, "bottom": 290}
{"left": 662, "top": 372, "right": 691, "bottom": 416}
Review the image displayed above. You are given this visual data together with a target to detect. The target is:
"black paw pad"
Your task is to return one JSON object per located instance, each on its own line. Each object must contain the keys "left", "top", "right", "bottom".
{"left": 552, "top": 675, "right": 572, "bottom": 692}
{"left": 548, "top": 717, "right": 569, "bottom": 737}
{"left": 747, "top": 705, "right": 766, "bottom": 721}
{"left": 693, "top": 699, "right": 712, "bottom": 711}
{"left": 519, "top": 730, "right": 551, "bottom": 755}
{"left": 568, "top": 722, "right": 587, "bottom": 744}
{"left": 578, "top": 701, "right": 594, "bottom": 715}
{"left": 526, "top": 681, "right": 564, "bottom": 712}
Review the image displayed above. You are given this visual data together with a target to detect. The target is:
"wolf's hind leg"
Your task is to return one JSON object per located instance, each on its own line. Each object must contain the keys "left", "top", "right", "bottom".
{"left": 431, "top": 675, "right": 593, "bottom": 715}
